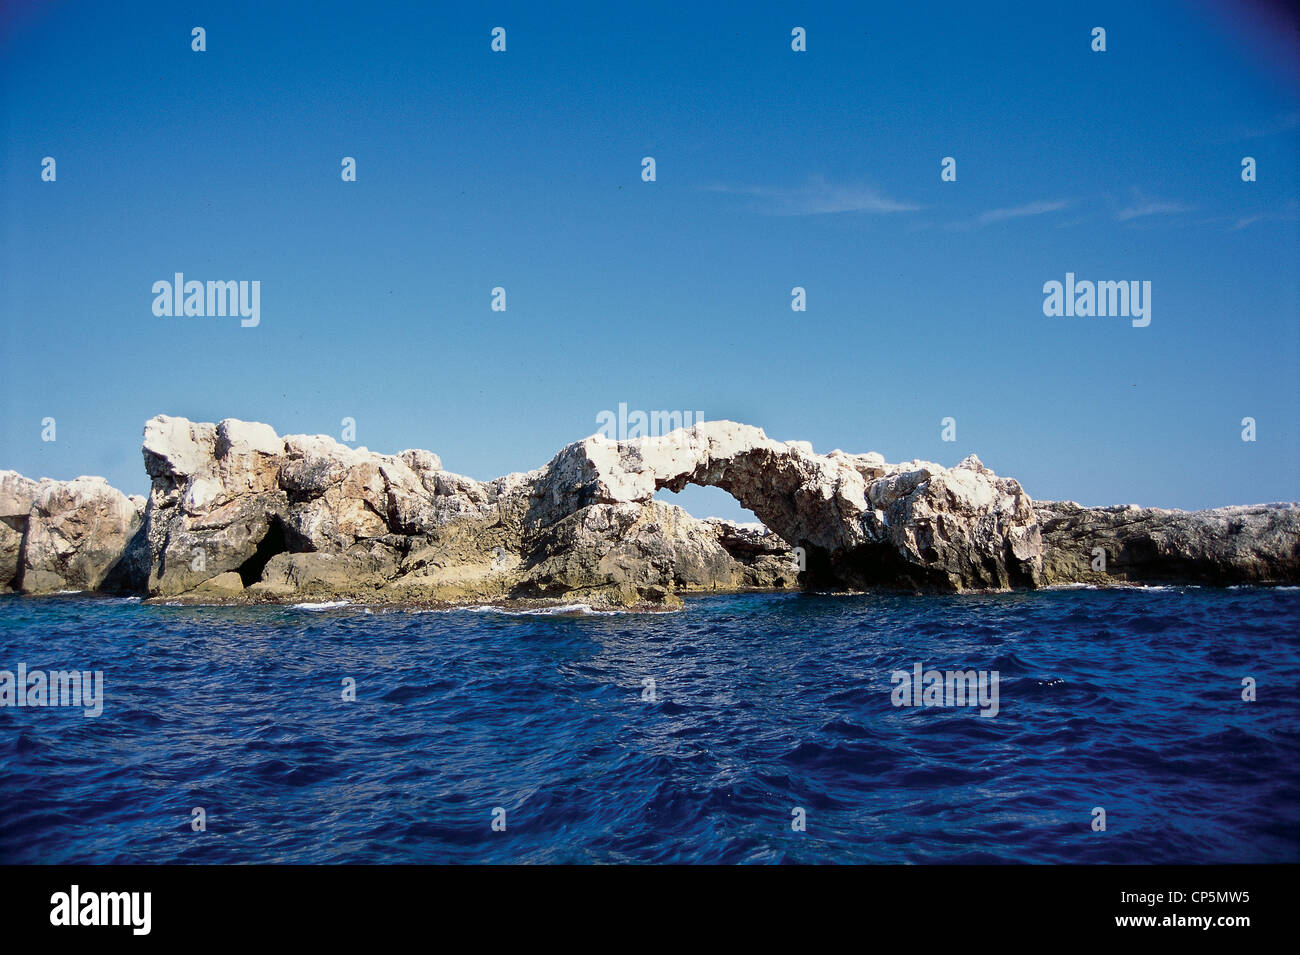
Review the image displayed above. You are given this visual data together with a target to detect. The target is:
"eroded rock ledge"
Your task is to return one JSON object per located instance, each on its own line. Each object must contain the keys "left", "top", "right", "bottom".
{"left": 1, "top": 417, "right": 1295, "bottom": 607}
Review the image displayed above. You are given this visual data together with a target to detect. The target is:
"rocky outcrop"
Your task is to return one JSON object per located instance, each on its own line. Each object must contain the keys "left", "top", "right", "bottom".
{"left": 563, "top": 422, "right": 1042, "bottom": 591}
{"left": 132, "top": 417, "right": 1043, "bottom": 606}
{"left": 1036, "top": 501, "right": 1300, "bottom": 586}
{"left": 135, "top": 417, "right": 806, "bottom": 608}
{"left": 0, "top": 471, "right": 145, "bottom": 594}
{"left": 2, "top": 416, "right": 1295, "bottom": 606}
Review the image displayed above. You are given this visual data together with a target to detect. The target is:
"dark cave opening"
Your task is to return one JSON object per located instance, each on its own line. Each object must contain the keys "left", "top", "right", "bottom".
{"left": 2, "top": 515, "right": 29, "bottom": 592}
{"left": 236, "top": 517, "right": 289, "bottom": 586}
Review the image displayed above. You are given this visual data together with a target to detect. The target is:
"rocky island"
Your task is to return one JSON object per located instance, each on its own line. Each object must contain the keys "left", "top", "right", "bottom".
{"left": 1, "top": 416, "right": 1296, "bottom": 608}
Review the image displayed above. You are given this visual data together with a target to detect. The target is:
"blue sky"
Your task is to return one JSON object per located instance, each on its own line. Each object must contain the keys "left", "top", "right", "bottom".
{"left": 2, "top": 0, "right": 1297, "bottom": 522}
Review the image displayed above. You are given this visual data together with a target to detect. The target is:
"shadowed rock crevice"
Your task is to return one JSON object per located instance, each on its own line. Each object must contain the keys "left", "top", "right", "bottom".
{"left": 97, "top": 523, "right": 151, "bottom": 595}
{"left": 237, "top": 517, "right": 289, "bottom": 586}
{"left": 0, "top": 514, "right": 29, "bottom": 592}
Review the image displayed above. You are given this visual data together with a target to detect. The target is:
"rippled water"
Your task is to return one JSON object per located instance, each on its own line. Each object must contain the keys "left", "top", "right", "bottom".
{"left": 1, "top": 588, "right": 1297, "bottom": 864}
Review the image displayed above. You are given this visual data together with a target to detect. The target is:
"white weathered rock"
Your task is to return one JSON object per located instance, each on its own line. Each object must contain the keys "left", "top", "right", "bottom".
{"left": 6, "top": 415, "right": 1294, "bottom": 605}
{"left": 0, "top": 471, "right": 145, "bottom": 593}
{"left": 131, "top": 416, "right": 1046, "bottom": 598}
{"left": 545, "top": 421, "right": 1042, "bottom": 590}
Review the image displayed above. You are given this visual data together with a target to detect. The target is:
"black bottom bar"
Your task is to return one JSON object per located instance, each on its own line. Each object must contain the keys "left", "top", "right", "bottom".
{"left": 2, "top": 864, "right": 1290, "bottom": 942}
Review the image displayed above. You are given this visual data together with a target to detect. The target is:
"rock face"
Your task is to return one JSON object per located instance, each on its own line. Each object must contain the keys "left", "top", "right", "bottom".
{"left": 2, "top": 416, "right": 1296, "bottom": 606}
{"left": 564, "top": 422, "right": 1043, "bottom": 591}
{"left": 137, "top": 417, "right": 804, "bottom": 608}
{"left": 1036, "top": 501, "right": 1300, "bottom": 586}
{"left": 0, "top": 471, "right": 145, "bottom": 594}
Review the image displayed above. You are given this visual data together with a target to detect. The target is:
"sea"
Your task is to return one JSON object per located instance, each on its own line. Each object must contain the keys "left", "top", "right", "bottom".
{"left": 2, "top": 586, "right": 1297, "bottom": 864}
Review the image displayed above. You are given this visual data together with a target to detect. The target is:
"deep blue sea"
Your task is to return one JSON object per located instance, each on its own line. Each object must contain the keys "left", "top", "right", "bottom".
{"left": 1, "top": 588, "right": 1297, "bottom": 864}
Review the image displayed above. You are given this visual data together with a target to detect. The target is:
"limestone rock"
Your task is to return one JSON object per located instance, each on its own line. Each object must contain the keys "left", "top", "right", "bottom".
{"left": 0, "top": 471, "right": 39, "bottom": 591}
{"left": 192, "top": 571, "right": 245, "bottom": 596}
{"left": 0, "top": 470, "right": 145, "bottom": 594}
{"left": 548, "top": 423, "right": 1042, "bottom": 591}
{"left": 133, "top": 416, "right": 812, "bottom": 606}
{"left": 4, "top": 416, "right": 1296, "bottom": 606}
{"left": 1036, "top": 501, "right": 1300, "bottom": 585}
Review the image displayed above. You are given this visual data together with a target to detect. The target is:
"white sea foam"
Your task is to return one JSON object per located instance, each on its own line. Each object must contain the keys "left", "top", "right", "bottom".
{"left": 1046, "top": 583, "right": 1190, "bottom": 592}
{"left": 466, "top": 603, "right": 628, "bottom": 616}
{"left": 410, "top": 602, "right": 677, "bottom": 617}
{"left": 290, "top": 600, "right": 352, "bottom": 611}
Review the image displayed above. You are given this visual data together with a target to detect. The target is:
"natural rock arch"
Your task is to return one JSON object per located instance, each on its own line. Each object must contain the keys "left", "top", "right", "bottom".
{"left": 5, "top": 416, "right": 1298, "bottom": 603}
{"left": 545, "top": 421, "right": 1044, "bottom": 590}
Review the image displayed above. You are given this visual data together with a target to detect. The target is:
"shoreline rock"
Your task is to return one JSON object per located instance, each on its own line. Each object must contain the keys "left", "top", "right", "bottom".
{"left": 1, "top": 417, "right": 1296, "bottom": 606}
{"left": 1036, "top": 500, "right": 1299, "bottom": 586}
{"left": 1, "top": 471, "right": 145, "bottom": 595}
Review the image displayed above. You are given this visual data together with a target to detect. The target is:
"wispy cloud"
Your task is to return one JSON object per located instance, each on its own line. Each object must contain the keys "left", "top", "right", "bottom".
{"left": 1112, "top": 187, "right": 1190, "bottom": 223}
{"left": 942, "top": 199, "right": 1072, "bottom": 231}
{"left": 1225, "top": 201, "right": 1300, "bottom": 230}
{"left": 1116, "top": 200, "right": 1192, "bottom": 221}
{"left": 706, "top": 176, "right": 919, "bottom": 215}
{"left": 976, "top": 199, "right": 1072, "bottom": 225}
{"left": 1236, "top": 110, "right": 1300, "bottom": 140}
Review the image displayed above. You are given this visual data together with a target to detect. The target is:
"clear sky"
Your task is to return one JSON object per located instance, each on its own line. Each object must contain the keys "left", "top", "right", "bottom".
{"left": 2, "top": 0, "right": 1297, "bottom": 523}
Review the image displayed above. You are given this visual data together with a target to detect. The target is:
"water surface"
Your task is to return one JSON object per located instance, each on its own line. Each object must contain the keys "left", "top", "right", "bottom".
{"left": 1, "top": 588, "right": 1296, "bottom": 864}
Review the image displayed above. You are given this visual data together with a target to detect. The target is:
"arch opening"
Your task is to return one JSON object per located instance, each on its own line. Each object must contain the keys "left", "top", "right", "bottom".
{"left": 653, "top": 484, "right": 760, "bottom": 526}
